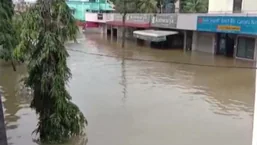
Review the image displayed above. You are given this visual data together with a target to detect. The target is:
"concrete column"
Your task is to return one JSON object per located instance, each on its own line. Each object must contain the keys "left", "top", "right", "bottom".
{"left": 212, "top": 34, "right": 217, "bottom": 54}
{"left": 110, "top": 26, "right": 113, "bottom": 41}
{"left": 100, "top": 24, "right": 105, "bottom": 34}
{"left": 183, "top": 31, "right": 187, "bottom": 51}
{"left": 192, "top": 31, "right": 198, "bottom": 51}
{"left": 117, "top": 27, "right": 122, "bottom": 38}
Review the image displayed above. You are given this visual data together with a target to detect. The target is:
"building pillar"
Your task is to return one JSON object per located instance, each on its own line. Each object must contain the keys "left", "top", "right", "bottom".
{"left": 110, "top": 25, "right": 114, "bottom": 41}
{"left": 192, "top": 31, "right": 198, "bottom": 51}
{"left": 212, "top": 34, "right": 217, "bottom": 54}
{"left": 183, "top": 30, "right": 187, "bottom": 51}
{"left": 100, "top": 24, "right": 104, "bottom": 34}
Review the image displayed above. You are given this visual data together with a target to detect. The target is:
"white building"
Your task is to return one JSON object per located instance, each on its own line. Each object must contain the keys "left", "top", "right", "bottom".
{"left": 86, "top": 0, "right": 257, "bottom": 61}
{"left": 208, "top": 0, "right": 257, "bottom": 13}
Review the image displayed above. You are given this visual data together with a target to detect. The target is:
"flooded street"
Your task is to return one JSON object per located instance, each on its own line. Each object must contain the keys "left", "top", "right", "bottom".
{"left": 0, "top": 34, "right": 255, "bottom": 145}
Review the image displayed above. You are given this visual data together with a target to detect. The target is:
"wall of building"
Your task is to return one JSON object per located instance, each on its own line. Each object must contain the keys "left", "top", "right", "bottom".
{"left": 208, "top": 0, "right": 234, "bottom": 13}
{"left": 177, "top": 14, "right": 198, "bottom": 30}
{"left": 242, "top": 0, "right": 257, "bottom": 13}
{"left": 85, "top": 13, "right": 113, "bottom": 23}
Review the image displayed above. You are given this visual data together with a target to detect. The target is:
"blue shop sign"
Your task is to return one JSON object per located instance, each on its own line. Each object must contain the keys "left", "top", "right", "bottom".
{"left": 197, "top": 16, "right": 257, "bottom": 35}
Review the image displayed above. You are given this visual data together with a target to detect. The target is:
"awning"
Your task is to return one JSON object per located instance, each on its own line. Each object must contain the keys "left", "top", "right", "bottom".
{"left": 133, "top": 30, "right": 178, "bottom": 42}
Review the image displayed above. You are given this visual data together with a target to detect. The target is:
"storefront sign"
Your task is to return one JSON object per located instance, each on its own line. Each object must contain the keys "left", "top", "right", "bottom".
{"left": 112, "top": 13, "right": 151, "bottom": 23}
{"left": 197, "top": 16, "right": 257, "bottom": 35}
{"left": 126, "top": 14, "right": 152, "bottom": 23}
{"left": 151, "top": 14, "right": 177, "bottom": 28}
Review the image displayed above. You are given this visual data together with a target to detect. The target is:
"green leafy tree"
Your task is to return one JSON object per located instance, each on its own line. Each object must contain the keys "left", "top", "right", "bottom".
{"left": 0, "top": 0, "right": 18, "bottom": 71}
{"left": 180, "top": 0, "right": 208, "bottom": 13}
{"left": 137, "top": 0, "right": 157, "bottom": 13}
{"left": 14, "top": 0, "right": 87, "bottom": 143}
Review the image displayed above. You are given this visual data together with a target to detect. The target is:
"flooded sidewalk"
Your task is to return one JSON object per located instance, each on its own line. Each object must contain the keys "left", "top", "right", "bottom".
{"left": 0, "top": 34, "right": 255, "bottom": 145}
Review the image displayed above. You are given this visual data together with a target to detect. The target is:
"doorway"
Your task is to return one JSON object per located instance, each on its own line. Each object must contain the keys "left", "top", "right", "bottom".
{"left": 216, "top": 33, "right": 236, "bottom": 57}
{"left": 112, "top": 28, "right": 117, "bottom": 37}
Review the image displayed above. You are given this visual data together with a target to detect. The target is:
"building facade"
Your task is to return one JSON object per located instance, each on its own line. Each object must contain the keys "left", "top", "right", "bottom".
{"left": 66, "top": 0, "right": 114, "bottom": 27}
{"left": 208, "top": 0, "right": 257, "bottom": 13}
{"left": 84, "top": 0, "right": 257, "bottom": 61}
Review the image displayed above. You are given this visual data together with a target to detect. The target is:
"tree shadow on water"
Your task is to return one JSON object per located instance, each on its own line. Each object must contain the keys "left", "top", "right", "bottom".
{"left": 33, "top": 134, "right": 88, "bottom": 145}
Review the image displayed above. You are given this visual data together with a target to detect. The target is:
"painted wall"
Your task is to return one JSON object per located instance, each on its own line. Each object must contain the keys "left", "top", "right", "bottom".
{"left": 67, "top": 1, "right": 114, "bottom": 21}
{"left": 242, "top": 0, "right": 257, "bottom": 13}
{"left": 208, "top": 0, "right": 257, "bottom": 13}
{"left": 208, "top": 0, "right": 234, "bottom": 13}
{"left": 85, "top": 13, "right": 113, "bottom": 22}
{"left": 177, "top": 14, "right": 198, "bottom": 30}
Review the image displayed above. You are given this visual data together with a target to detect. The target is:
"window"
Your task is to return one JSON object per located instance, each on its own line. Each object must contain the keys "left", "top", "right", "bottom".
{"left": 71, "top": 9, "right": 75, "bottom": 14}
{"left": 236, "top": 37, "right": 255, "bottom": 59}
{"left": 233, "top": 0, "right": 242, "bottom": 13}
{"left": 97, "top": 13, "right": 103, "bottom": 20}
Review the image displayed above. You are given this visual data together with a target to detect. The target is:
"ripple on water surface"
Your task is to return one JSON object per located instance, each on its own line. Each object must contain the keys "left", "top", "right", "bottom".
{"left": 0, "top": 34, "right": 254, "bottom": 145}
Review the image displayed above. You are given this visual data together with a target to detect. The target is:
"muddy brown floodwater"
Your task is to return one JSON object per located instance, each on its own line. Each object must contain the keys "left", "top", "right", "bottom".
{"left": 0, "top": 34, "right": 255, "bottom": 145}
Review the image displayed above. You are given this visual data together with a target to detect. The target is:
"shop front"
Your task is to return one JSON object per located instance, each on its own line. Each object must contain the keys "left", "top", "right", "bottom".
{"left": 216, "top": 33, "right": 236, "bottom": 57}
{"left": 133, "top": 29, "right": 179, "bottom": 47}
{"left": 197, "top": 16, "right": 257, "bottom": 60}
{"left": 149, "top": 14, "right": 184, "bottom": 49}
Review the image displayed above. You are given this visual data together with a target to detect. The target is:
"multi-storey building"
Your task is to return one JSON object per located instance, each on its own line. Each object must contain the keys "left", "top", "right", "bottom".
{"left": 208, "top": 0, "right": 256, "bottom": 13}
{"left": 85, "top": 0, "right": 257, "bottom": 61}
{"left": 66, "top": 0, "right": 114, "bottom": 27}
{"left": 192, "top": 0, "right": 257, "bottom": 60}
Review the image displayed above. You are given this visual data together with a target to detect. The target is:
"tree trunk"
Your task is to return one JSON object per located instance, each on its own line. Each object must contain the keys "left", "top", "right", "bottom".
{"left": 11, "top": 59, "right": 16, "bottom": 71}
{"left": 121, "top": 13, "right": 126, "bottom": 48}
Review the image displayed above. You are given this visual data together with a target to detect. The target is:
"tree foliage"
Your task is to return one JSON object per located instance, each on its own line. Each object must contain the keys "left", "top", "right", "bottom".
{"left": 14, "top": 0, "right": 87, "bottom": 143}
{"left": 114, "top": 0, "right": 158, "bottom": 13}
{"left": 180, "top": 0, "right": 208, "bottom": 13}
{"left": 0, "top": 0, "right": 18, "bottom": 71}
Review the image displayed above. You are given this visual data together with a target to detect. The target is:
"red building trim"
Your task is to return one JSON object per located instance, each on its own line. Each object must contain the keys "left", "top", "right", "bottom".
{"left": 106, "top": 21, "right": 150, "bottom": 28}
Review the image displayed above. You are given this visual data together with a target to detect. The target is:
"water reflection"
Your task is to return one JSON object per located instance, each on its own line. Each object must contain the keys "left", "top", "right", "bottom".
{"left": 0, "top": 33, "right": 254, "bottom": 145}
{"left": 0, "top": 62, "right": 30, "bottom": 145}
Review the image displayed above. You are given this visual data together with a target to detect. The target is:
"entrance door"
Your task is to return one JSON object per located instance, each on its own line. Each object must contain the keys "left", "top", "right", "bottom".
{"left": 216, "top": 33, "right": 235, "bottom": 57}
{"left": 226, "top": 34, "right": 235, "bottom": 57}
{"left": 217, "top": 33, "right": 226, "bottom": 55}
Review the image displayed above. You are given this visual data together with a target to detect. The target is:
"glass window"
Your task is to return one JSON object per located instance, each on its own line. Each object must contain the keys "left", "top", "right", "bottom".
{"left": 233, "top": 0, "right": 242, "bottom": 13}
{"left": 236, "top": 37, "right": 255, "bottom": 59}
{"left": 245, "top": 38, "right": 255, "bottom": 59}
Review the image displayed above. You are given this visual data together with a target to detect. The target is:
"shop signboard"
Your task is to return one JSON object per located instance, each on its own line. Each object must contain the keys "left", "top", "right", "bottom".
{"left": 126, "top": 14, "right": 152, "bottom": 24}
{"left": 113, "top": 13, "right": 152, "bottom": 24}
{"left": 197, "top": 16, "right": 257, "bottom": 35}
{"left": 151, "top": 14, "right": 177, "bottom": 28}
